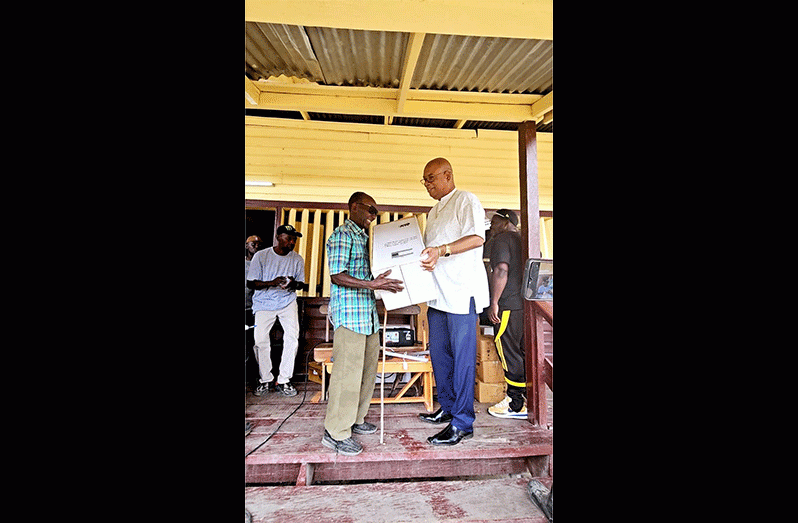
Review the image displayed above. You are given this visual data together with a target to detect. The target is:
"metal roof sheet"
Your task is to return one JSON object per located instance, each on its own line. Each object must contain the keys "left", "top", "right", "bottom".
{"left": 412, "top": 33, "right": 552, "bottom": 94}
{"left": 246, "top": 23, "right": 551, "bottom": 95}
{"left": 245, "top": 22, "right": 551, "bottom": 131}
{"left": 245, "top": 22, "right": 324, "bottom": 82}
{"left": 305, "top": 26, "right": 407, "bottom": 87}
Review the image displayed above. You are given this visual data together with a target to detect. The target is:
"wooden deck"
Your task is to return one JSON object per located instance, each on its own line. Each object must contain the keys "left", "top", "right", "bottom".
{"left": 245, "top": 381, "right": 553, "bottom": 485}
{"left": 246, "top": 477, "right": 551, "bottom": 522}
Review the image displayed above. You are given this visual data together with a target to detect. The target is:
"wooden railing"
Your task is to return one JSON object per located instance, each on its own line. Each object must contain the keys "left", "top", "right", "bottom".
{"left": 527, "top": 300, "right": 552, "bottom": 427}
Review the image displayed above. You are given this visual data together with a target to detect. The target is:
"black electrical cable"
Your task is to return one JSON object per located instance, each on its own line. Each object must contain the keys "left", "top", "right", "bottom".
{"left": 245, "top": 343, "right": 316, "bottom": 458}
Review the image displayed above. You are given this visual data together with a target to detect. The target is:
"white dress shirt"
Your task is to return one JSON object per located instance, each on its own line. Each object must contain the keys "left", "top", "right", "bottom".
{"left": 424, "top": 188, "right": 490, "bottom": 314}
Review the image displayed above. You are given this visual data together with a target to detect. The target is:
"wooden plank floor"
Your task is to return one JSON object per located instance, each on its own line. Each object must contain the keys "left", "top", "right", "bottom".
{"left": 245, "top": 477, "right": 550, "bottom": 523}
{"left": 245, "top": 381, "right": 553, "bottom": 485}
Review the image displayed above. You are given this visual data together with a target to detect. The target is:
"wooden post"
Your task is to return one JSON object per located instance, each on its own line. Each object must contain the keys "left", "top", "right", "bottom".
{"left": 518, "top": 120, "right": 546, "bottom": 426}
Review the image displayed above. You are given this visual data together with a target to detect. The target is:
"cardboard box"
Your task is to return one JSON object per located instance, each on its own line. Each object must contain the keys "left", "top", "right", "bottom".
{"left": 314, "top": 346, "right": 333, "bottom": 363}
{"left": 475, "top": 379, "right": 506, "bottom": 404}
{"left": 477, "top": 334, "right": 500, "bottom": 362}
{"left": 371, "top": 216, "right": 440, "bottom": 310}
{"left": 476, "top": 358, "right": 505, "bottom": 383}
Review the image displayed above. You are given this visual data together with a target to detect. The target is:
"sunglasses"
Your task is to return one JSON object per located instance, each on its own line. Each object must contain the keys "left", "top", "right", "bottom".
{"left": 353, "top": 201, "right": 378, "bottom": 215}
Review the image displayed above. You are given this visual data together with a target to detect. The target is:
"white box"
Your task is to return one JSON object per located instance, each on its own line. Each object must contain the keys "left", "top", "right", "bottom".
{"left": 371, "top": 216, "right": 440, "bottom": 310}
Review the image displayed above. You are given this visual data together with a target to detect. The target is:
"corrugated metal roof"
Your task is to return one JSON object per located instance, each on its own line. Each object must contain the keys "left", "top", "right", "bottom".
{"left": 305, "top": 27, "right": 407, "bottom": 87}
{"left": 245, "top": 22, "right": 552, "bottom": 131}
{"left": 246, "top": 23, "right": 551, "bottom": 95}
{"left": 245, "top": 23, "right": 324, "bottom": 82}
{"left": 394, "top": 116, "right": 458, "bottom": 128}
{"left": 463, "top": 120, "right": 519, "bottom": 131}
{"left": 245, "top": 23, "right": 409, "bottom": 87}
{"left": 307, "top": 112, "right": 383, "bottom": 124}
{"left": 412, "top": 34, "right": 552, "bottom": 94}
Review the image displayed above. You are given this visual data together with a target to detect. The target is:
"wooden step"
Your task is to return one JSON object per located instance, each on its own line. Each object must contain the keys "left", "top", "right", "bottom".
{"left": 245, "top": 385, "right": 552, "bottom": 484}
{"left": 245, "top": 477, "right": 550, "bottom": 523}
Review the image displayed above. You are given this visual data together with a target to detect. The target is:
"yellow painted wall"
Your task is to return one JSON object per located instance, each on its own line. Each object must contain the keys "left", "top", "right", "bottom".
{"left": 541, "top": 217, "right": 552, "bottom": 259}
{"left": 246, "top": 116, "right": 553, "bottom": 298}
{"left": 245, "top": 116, "right": 552, "bottom": 211}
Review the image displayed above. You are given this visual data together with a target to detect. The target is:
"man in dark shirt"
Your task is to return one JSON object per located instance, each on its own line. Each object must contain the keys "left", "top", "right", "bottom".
{"left": 486, "top": 209, "right": 527, "bottom": 419}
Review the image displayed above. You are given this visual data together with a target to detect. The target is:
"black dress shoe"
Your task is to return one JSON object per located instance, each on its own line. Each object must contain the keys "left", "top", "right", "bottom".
{"left": 418, "top": 408, "right": 453, "bottom": 424}
{"left": 427, "top": 423, "right": 473, "bottom": 446}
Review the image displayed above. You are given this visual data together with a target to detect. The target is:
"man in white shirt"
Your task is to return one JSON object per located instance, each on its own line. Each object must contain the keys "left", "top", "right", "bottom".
{"left": 418, "top": 157, "right": 490, "bottom": 446}
{"left": 246, "top": 224, "right": 306, "bottom": 397}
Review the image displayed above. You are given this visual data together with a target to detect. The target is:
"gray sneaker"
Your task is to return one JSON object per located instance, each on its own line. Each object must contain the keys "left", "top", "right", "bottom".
{"left": 321, "top": 430, "right": 363, "bottom": 456}
{"left": 352, "top": 422, "right": 377, "bottom": 435}
{"left": 275, "top": 382, "right": 298, "bottom": 396}
{"left": 253, "top": 382, "right": 269, "bottom": 396}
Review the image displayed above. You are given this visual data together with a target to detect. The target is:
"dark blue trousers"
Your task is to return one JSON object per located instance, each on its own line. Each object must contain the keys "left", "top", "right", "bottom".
{"left": 427, "top": 298, "right": 477, "bottom": 432}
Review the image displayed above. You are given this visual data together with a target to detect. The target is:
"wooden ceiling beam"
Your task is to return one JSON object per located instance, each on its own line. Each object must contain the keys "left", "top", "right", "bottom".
{"left": 396, "top": 32, "right": 426, "bottom": 114}
{"left": 248, "top": 81, "right": 543, "bottom": 122}
{"left": 253, "top": 89, "right": 536, "bottom": 122}
{"left": 245, "top": 0, "right": 553, "bottom": 41}
{"left": 530, "top": 91, "right": 552, "bottom": 122}
{"left": 245, "top": 75, "right": 260, "bottom": 105}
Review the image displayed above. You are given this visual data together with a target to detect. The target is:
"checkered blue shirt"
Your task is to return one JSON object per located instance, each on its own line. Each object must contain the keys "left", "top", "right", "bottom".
{"left": 326, "top": 219, "right": 380, "bottom": 335}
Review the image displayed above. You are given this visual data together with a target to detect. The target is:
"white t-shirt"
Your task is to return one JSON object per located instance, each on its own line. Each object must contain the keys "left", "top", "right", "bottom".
{"left": 424, "top": 188, "right": 490, "bottom": 314}
{"left": 247, "top": 247, "right": 305, "bottom": 312}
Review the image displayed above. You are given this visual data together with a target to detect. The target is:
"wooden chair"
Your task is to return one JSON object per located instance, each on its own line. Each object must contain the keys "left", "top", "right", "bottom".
{"left": 307, "top": 302, "right": 434, "bottom": 411}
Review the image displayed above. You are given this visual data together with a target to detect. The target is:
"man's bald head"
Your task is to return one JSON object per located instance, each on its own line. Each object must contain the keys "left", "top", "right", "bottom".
{"left": 424, "top": 157, "right": 452, "bottom": 175}
{"left": 422, "top": 157, "right": 456, "bottom": 201}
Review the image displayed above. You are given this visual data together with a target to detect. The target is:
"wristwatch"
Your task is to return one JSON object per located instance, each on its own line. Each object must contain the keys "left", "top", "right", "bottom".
{"left": 444, "top": 244, "right": 452, "bottom": 257}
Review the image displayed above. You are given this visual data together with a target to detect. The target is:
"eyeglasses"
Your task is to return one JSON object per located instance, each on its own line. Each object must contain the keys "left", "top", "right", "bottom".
{"left": 353, "top": 201, "right": 378, "bottom": 215}
{"left": 420, "top": 170, "right": 449, "bottom": 185}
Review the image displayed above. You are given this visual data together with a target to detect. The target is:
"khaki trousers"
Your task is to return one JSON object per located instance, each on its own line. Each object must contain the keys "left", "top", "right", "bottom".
{"left": 323, "top": 326, "right": 380, "bottom": 440}
{"left": 253, "top": 301, "right": 299, "bottom": 385}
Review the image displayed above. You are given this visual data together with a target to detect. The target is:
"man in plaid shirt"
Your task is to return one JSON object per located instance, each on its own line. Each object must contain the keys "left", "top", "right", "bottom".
{"left": 321, "top": 192, "right": 404, "bottom": 456}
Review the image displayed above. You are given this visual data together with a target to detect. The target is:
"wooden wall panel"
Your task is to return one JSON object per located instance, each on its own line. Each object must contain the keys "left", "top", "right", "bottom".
{"left": 245, "top": 116, "right": 552, "bottom": 211}
{"left": 247, "top": 117, "right": 553, "bottom": 300}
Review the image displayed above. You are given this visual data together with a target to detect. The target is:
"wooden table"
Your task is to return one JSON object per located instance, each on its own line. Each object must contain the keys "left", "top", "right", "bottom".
{"left": 307, "top": 343, "right": 434, "bottom": 412}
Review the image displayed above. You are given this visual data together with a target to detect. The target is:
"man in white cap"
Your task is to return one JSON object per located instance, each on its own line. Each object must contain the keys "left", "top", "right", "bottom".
{"left": 486, "top": 209, "right": 527, "bottom": 419}
{"left": 247, "top": 224, "right": 306, "bottom": 397}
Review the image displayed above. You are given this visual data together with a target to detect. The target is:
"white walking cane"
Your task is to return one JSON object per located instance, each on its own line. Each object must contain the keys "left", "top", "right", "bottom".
{"left": 380, "top": 308, "right": 388, "bottom": 444}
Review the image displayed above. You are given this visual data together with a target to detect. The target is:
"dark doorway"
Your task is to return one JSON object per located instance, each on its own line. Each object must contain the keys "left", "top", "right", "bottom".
{"left": 245, "top": 209, "right": 276, "bottom": 247}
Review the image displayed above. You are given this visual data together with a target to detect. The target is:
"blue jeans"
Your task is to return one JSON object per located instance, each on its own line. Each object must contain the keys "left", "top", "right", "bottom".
{"left": 427, "top": 298, "right": 477, "bottom": 432}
